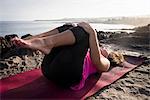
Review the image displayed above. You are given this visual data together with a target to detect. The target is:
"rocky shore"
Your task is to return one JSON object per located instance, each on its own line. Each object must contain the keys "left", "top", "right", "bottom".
{"left": 0, "top": 34, "right": 44, "bottom": 79}
{"left": 0, "top": 24, "right": 150, "bottom": 100}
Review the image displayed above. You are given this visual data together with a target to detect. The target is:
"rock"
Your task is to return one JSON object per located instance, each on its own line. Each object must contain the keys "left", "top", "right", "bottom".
{"left": 0, "top": 34, "right": 44, "bottom": 79}
{"left": 21, "top": 34, "right": 32, "bottom": 39}
{"left": 135, "top": 24, "right": 150, "bottom": 32}
{"left": 0, "top": 34, "right": 18, "bottom": 58}
{"left": 97, "top": 31, "right": 112, "bottom": 40}
{"left": 109, "top": 31, "right": 129, "bottom": 38}
{"left": 138, "top": 87, "right": 150, "bottom": 96}
{"left": 5, "top": 34, "right": 18, "bottom": 41}
{"left": 0, "top": 62, "right": 8, "bottom": 70}
{"left": 1, "top": 34, "right": 33, "bottom": 59}
{"left": 0, "top": 48, "right": 44, "bottom": 79}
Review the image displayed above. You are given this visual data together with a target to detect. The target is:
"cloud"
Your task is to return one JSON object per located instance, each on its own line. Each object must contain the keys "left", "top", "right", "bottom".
{"left": 0, "top": 0, "right": 150, "bottom": 21}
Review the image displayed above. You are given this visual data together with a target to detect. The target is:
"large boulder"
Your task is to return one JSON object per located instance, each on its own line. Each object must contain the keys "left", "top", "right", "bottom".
{"left": 0, "top": 34, "right": 18, "bottom": 58}
{"left": 0, "top": 34, "right": 44, "bottom": 79}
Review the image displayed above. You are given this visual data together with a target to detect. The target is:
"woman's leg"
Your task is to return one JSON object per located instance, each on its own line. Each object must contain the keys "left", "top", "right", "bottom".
{"left": 31, "top": 23, "right": 75, "bottom": 39}
{"left": 12, "top": 27, "right": 76, "bottom": 54}
{"left": 30, "top": 28, "right": 59, "bottom": 39}
{"left": 41, "top": 26, "right": 89, "bottom": 87}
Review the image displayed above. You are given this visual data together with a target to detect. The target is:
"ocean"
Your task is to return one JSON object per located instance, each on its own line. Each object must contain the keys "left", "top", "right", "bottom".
{"left": 0, "top": 21, "right": 135, "bottom": 37}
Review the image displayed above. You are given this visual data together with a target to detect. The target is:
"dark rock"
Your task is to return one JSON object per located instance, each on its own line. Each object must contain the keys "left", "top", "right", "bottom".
{"left": 139, "top": 87, "right": 150, "bottom": 96}
{"left": 0, "top": 34, "right": 45, "bottom": 79}
{"left": 124, "top": 79, "right": 134, "bottom": 84}
{"left": 96, "top": 30, "right": 129, "bottom": 41}
{"left": 1, "top": 33, "right": 33, "bottom": 59}
{"left": 96, "top": 31, "right": 112, "bottom": 40}
{"left": 5, "top": 34, "right": 18, "bottom": 41}
{"left": 21, "top": 34, "right": 32, "bottom": 39}
{"left": 22, "top": 61, "right": 26, "bottom": 66}
{"left": 135, "top": 69, "right": 150, "bottom": 74}
{"left": 8, "top": 61, "right": 13, "bottom": 64}
{"left": 0, "top": 62, "right": 8, "bottom": 70}
{"left": 10, "top": 66, "right": 17, "bottom": 68}
{"left": 109, "top": 31, "right": 128, "bottom": 38}
{"left": 129, "top": 87, "right": 139, "bottom": 95}
{"left": 135, "top": 24, "right": 150, "bottom": 33}
{"left": 1, "top": 34, "right": 18, "bottom": 58}
{"left": 115, "top": 86, "right": 123, "bottom": 91}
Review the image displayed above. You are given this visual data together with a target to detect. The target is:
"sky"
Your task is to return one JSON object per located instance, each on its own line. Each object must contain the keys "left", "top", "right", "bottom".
{"left": 0, "top": 0, "right": 150, "bottom": 21}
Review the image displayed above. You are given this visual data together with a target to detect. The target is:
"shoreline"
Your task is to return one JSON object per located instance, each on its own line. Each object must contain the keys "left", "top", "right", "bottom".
{"left": 0, "top": 21, "right": 135, "bottom": 37}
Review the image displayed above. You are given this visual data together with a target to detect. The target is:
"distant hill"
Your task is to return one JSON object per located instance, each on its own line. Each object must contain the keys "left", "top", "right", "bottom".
{"left": 103, "top": 17, "right": 150, "bottom": 26}
{"left": 134, "top": 24, "right": 150, "bottom": 32}
{"left": 35, "top": 16, "right": 150, "bottom": 26}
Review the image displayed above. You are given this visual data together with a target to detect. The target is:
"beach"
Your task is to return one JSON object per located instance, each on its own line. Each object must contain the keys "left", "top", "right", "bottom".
{"left": 0, "top": 23, "right": 150, "bottom": 100}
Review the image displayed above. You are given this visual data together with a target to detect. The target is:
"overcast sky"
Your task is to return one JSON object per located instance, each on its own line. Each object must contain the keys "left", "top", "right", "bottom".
{"left": 0, "top": 0, "right": 150, "bottom": 21}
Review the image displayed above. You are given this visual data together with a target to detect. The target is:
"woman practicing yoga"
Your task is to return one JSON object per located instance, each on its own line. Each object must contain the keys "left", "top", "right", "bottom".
{"left": 12, "top": 22, "right": 124, "bottom": 90}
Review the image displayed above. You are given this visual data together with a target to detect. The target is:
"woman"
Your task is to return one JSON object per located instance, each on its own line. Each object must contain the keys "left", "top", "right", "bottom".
{"left": 12, "top": 22, "right": 124, "bottom": 90}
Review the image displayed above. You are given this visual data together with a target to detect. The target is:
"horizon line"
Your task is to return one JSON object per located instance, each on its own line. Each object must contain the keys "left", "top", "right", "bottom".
{"left": 1, "top": 14, "right": 150, "bottom": 22}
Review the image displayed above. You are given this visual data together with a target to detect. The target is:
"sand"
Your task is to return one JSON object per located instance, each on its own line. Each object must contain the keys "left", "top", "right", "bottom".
{"left": 87, "top": 25, "right": 150, "bottom": 100}
{"left": 87, "top": 43, "right": 150, "bottom": 100}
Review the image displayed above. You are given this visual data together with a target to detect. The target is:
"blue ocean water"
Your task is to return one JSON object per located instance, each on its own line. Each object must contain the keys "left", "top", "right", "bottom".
{"left": 0, "top": 21, "right": 135, "bottom": 37}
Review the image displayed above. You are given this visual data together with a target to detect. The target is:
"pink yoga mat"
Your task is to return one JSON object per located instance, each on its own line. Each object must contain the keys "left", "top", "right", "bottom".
{"left": 0, "top": 56, "right": 144, "bottom": 99}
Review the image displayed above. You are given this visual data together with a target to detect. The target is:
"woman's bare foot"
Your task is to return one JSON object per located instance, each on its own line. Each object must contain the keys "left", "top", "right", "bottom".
{"left": 11, "top": 37, "right": 53, "bottom": 54}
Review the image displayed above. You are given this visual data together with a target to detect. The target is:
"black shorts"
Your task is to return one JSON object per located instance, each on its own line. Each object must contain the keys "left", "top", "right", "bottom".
{"left": 41, "top": 24, "right": 89, "bottom": 88}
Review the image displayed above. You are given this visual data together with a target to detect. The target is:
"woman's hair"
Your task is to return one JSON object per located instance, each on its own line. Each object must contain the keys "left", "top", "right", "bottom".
{"left": 108, "top": 52, "right": 125, "bottom": 66}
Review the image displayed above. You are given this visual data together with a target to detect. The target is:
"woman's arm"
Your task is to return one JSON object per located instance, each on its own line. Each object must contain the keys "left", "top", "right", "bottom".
{"left": 78, "top": 22, "right": 110, "bottom": 72}
{"left": 89, "top": 31, "right": 110, "bottom": 72}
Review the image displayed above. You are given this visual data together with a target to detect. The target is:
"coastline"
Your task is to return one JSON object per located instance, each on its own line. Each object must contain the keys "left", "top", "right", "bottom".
{"left": 0, "top": 21, "right": 135, "bottom": 37}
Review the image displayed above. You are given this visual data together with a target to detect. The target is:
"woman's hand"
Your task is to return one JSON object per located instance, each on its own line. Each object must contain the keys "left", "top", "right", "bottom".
{"left": 77, "top": 22, "right": 96, "bottom": 36}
